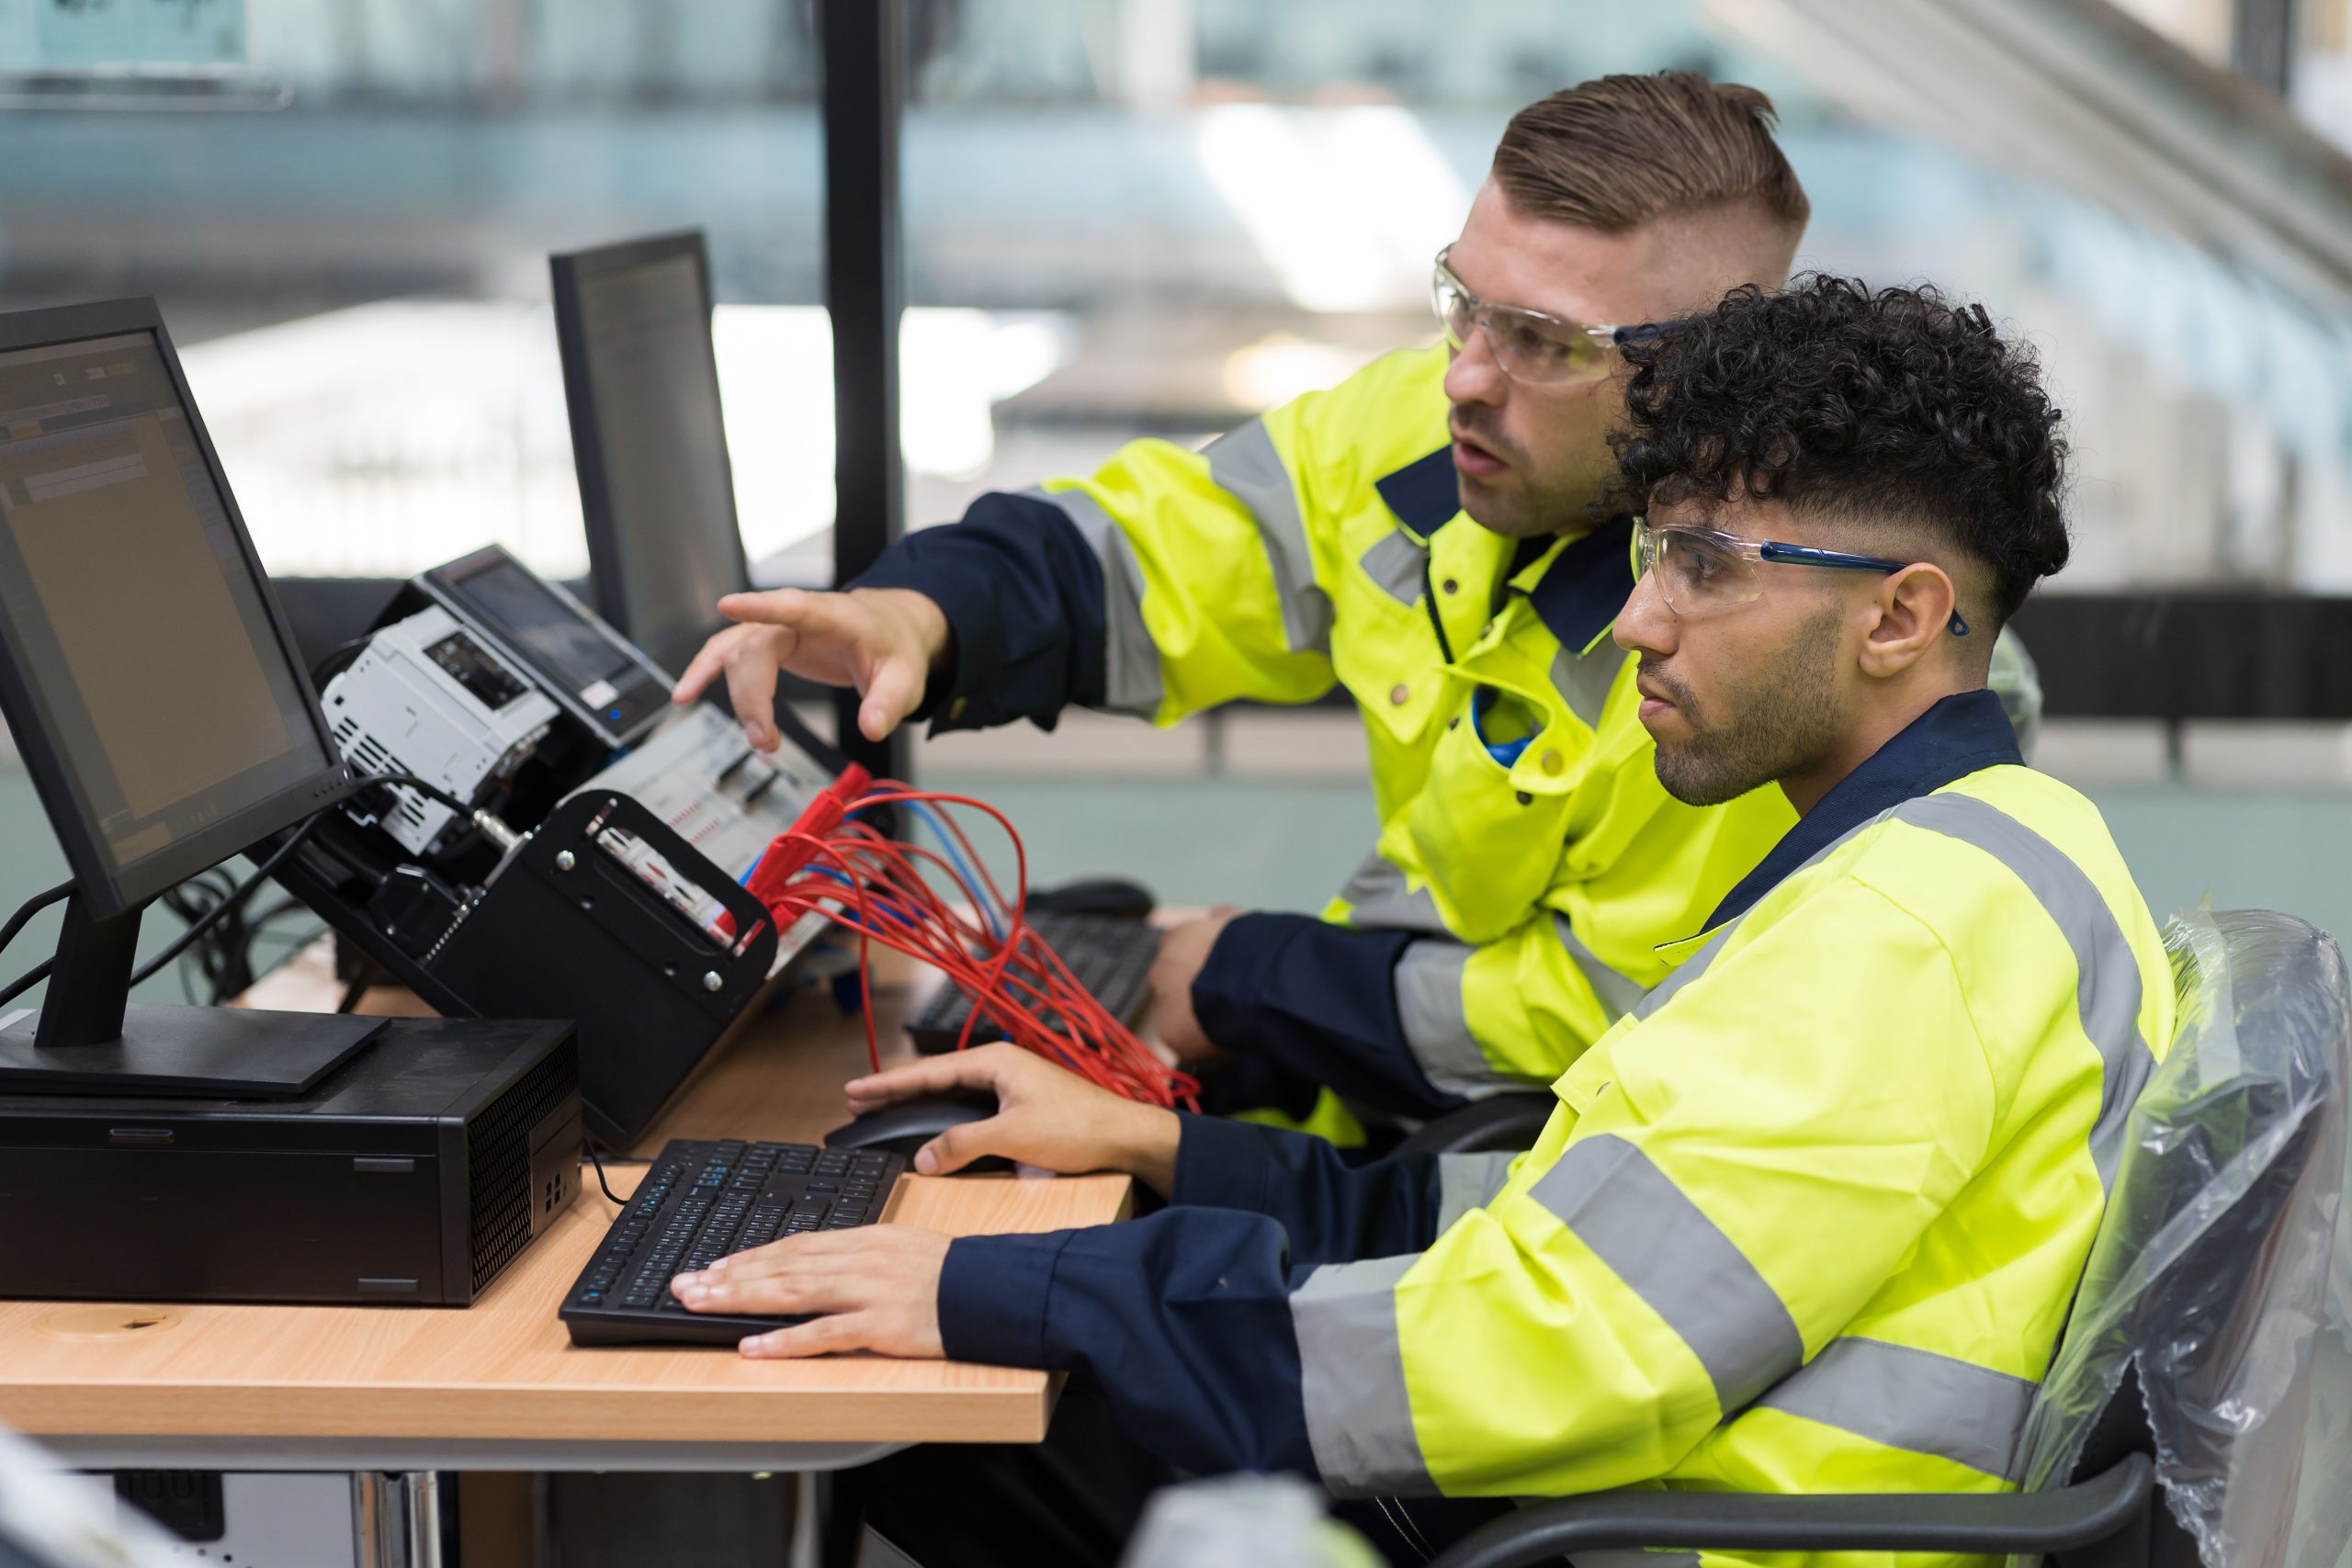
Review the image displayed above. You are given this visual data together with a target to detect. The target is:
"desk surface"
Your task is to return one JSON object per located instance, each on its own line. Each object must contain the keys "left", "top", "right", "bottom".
{"left": 0, "top": 944, "right": 1131, "bottom": 1454}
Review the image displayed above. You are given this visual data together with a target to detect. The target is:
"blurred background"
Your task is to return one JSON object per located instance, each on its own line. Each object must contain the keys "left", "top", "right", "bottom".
{"left": 3, "top": 0, "right": 2352, "bottom": 994}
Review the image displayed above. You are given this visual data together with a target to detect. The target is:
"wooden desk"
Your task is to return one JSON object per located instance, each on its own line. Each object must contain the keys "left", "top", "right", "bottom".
{"left": 0, "top": 942, "right": 1133, "bottom": 1475}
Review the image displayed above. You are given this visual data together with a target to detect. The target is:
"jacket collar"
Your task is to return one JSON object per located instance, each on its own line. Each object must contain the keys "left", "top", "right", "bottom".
{"left": 1373, "top": 446, "right": 1460, "bottom": 539}
{"left": 1523, "top": 515, "right": 1635, "bottom": 656}
{"left": 1700, "top": 688, "right": 2024, "bottom": 931}
{"left": 1374, "top": 447, "right": 1636, "bottom": 656}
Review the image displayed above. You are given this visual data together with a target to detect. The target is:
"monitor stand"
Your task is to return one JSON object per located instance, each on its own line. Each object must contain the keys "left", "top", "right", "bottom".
{"left": 0, "top": 895, "right": 381, "bottom": 1099}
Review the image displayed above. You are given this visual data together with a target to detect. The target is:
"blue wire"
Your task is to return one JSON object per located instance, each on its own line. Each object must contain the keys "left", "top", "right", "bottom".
{"left": 854, "top": 798, "right": 1005, "bottom": 941}
{"left": 806, "top": 864, "right": 917, "bottom": 926}
{"left": 739, "top": 845, "right": 918, "bottom": 925}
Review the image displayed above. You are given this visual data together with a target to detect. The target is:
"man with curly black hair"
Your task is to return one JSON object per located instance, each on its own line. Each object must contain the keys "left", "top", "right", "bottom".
{"left": 1610, "top": 276, "right": 2072, "bottom": 813}
{"left": 681, "top": 276, "right": 2171, "bottom": 1568}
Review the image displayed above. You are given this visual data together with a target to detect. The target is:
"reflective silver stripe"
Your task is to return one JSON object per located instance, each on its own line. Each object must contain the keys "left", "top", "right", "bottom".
{"left": 1530, "top": 1134, "right": 1804, "bottom": 1416}
{"left": 1338, "top": 852, "right": 1450, "bottom": 934}
{"left": 1550, "top": 641, "right": 1623, "bottom": 729}
{"left": 1893, "top": 792, "right": 2154, "bottom": 1188}
{"left": 1026, "top": 485, "right": 1164, "bottom": 717}
{"left": 1554, "top": 915, "right": 1645, "bottom": 1020}
{"left": 1572, "top": 1554, "right": 1702, "bottom": 1568}
{"left": 1359, "top": 529, "right": 1428, "bottom": 605}
{"left": 1434, "top": 1152, "right": 1517, "bottom": 1233}
{"left": 1290, "top": 1254, "right": 1436, "bottom": 1496}
{"left": 1395, "top": 940, "right": 1494, "bottom": 1089}
{"left": 1203, "top": 419, "right": 1332, "bottom": 655}
{"left": 1631, "top": 810, "right": 1899, "bottom": 1022}
{"left": 1755, "top": 1336, "right": 2037, "bottom": 1480}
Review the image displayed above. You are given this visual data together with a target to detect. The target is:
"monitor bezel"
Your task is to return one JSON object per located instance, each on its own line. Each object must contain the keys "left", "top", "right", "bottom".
{"left": 0, "top": 297, "right": 350, "bottom": 919}
{"left": 549, "top": 229, "right": 751, "bottom": 675}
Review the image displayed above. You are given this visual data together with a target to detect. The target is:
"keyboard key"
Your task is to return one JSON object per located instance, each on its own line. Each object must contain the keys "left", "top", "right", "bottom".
{"left": 563, "top": 1137, "right": 903, "bottom": 1346}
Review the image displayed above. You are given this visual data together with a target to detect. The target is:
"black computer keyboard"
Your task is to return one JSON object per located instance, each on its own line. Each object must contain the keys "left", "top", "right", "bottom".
{"left": 560, "top": 1138, "right": 904, "bottom": 1347}
{"left": 905, "top": 909, "right": 1161, "bottom": 1055}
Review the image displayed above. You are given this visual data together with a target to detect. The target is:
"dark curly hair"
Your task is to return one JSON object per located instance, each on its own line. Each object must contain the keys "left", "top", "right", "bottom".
{"left": 1610, "top": 276, "right": 2070, "bottom": 628}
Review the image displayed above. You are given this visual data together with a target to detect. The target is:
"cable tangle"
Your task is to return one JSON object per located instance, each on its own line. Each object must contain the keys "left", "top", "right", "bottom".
{"left": 738, "top": 769, "right": 1199, "bottom": 1111}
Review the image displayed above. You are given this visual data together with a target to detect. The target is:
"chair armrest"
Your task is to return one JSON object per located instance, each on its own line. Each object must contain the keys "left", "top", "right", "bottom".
{"left": 1391, "top": 1092, "right": 1555, "bottom": 1157}
{"left": 1425, "top": 1453, "right": 2154, "bottom": 1568}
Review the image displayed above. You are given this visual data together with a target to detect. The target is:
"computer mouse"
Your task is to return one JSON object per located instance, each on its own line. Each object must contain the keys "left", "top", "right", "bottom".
{"left": 824, "top": 1093, "right": 1014, "bottom": 1174}
{"left": 1024, "top": 876, "right": 1155, "bottom": 920}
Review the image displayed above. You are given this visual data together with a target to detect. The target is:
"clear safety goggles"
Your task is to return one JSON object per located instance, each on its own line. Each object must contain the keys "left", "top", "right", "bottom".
{"left": 1430, "top": 246, "right": 1641, "bottom": 386}
{"left": 1632, "top": 515, "right": 1971, "bottom": 637}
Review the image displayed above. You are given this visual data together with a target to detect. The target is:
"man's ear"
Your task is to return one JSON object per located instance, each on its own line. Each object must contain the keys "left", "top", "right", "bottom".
{"left": 1858, "top": 563, "right": 1955, "bottom": 679}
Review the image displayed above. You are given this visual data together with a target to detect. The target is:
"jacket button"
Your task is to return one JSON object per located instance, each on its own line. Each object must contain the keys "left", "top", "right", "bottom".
{"left": 1389, "top": 683, "right": 1410, "bottom": 705}
{"left": 1515, "top": 790, "right": 1532, "bottom": 806}
{"left": 1447, "top": 716, "right": 1459, "bottom": 730}
{"left": 948, "top": 696, "right": 967, "bottom": 721}
{"left": 1540, "top": 749, "right": 1563, "bottom": 775}
{"left": 1442, "top": 578, "right": 1459, "bottom": 594}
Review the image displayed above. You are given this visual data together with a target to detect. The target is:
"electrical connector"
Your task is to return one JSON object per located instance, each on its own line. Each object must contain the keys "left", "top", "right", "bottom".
{"left": 743, "top": 763, "right": 870, "bottom": 907}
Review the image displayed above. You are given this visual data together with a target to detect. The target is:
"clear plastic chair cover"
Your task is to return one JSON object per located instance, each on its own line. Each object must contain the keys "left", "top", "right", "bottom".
{"left": 2013, "top": 909, "right": 2351, "bottom": 1568}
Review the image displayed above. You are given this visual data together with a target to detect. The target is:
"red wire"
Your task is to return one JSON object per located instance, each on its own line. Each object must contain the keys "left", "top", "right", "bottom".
{"left": 746, "top": 783, "right": 1199, "bottom": 1111}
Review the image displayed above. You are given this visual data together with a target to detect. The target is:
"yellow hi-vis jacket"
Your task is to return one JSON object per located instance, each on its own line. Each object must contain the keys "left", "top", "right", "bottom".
{"left": 933, "top": 691, "right": 2172, "bottom": 1568}
{"left": 858, "top": 344, "right": 2042, "bottom": 1117}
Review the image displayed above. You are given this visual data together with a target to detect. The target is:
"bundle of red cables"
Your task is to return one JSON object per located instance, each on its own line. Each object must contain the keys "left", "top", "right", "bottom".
{"left": 739, "top": 765, "right": 1200, "bottom": 1111}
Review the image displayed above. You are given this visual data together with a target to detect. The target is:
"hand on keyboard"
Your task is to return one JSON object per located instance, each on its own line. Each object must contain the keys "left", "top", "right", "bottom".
{"left": 560, "top": 1139, "right": 906, "bottom": 1347}
{"left": 672, "top": 1225, "right": 951, "bottom": 1359}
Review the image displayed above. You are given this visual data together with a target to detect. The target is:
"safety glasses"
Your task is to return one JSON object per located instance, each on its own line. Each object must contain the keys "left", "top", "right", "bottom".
{"left": 1632, "top": 516, "right": 1971, "bottom": 637}
{"left": 1430, "top": 246, "right": 1637, "bottom": 386}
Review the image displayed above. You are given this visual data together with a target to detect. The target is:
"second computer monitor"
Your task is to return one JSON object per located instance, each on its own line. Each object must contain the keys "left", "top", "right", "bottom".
{"left": 551, "top": 230, "right": 751, "bottom": 679}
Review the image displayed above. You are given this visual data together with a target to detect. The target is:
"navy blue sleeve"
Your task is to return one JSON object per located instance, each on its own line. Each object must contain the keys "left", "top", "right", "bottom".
{"left": 938, "top": 1208, "right": 1324, "bottom": 1480}
{"left": 1191, "top": 911, "right": 1466, "bottom": 1120}
{"left": 1172, "top": 1111, "right": 1444, "bottom": 1265}
{"left": 848, "top": 491, "right": 1107, "bottom": 733}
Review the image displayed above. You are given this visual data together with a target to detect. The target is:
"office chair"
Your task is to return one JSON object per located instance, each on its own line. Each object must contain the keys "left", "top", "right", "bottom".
{"left": 1427, "top": 909, "right": 2351, "bottom": 1568}
{"left": 1391, "top": 1092, "right": 1556, "bottom": 1157}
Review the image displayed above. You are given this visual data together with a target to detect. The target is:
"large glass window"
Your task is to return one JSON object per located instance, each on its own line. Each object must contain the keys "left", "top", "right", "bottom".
{"left": 4, "top": 2, "right": 2345, "bottom": 593}
{"left": 896, "top": 0, "right": 2352, "bottom": 593}
{"left": 0, "top": 0, "right": 828, "bottom": 582}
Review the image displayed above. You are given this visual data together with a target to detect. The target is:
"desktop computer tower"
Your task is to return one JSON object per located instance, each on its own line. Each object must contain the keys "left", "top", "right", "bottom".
{"left": 0, "top": 1018, "right": 580, "bottom": 1306}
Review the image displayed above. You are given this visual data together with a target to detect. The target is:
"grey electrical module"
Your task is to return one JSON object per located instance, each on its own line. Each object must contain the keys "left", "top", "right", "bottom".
{"left": 320, "top": 605, "right": 559, "bottom": 854}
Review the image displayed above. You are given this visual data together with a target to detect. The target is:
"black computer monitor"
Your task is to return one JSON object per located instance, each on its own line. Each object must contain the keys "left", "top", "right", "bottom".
{"left": 0, "top": 299, "right": 379, "bottom": 1096}
{"left": 551, "top": 231, "right": 752, "bottom": 679}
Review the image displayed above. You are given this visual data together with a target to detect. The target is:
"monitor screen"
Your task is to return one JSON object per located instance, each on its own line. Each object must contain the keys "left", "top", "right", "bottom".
{"left": 0, "top": 329, "right": 332, "bottom": 880}
{"left": 440, "top": 552, "right": 638, "bottom": 706}
{"left": 566, "top": 245, "right": 745, "bottom": 670}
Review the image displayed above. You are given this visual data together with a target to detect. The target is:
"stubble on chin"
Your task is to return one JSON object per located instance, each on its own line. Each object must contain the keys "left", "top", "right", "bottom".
{"left": 1459, "top": 477, "right": 1578, "bottom": 540}
{"left": 1649, "top": 605, "right": 1846, "bottom": 807}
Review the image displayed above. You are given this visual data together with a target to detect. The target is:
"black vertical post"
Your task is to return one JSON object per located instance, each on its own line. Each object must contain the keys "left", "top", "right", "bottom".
{"left": 2233, "top": 0, "right": 2301, "bottom": 96}
{"left": 820, "top": 0, "right": 910, "bottom": 787}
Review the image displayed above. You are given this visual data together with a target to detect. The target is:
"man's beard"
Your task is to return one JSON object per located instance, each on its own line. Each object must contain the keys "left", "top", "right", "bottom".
{"left": 1647, "top": 605, "right": 1846, "bottom": 807}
